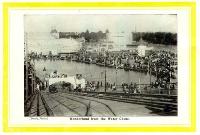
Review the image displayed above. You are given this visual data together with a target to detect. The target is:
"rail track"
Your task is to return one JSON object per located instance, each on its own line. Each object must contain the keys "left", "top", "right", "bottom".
{"left": 51, "top": 93, "right": 116, "bottom": 116}
{"left": 26, "top": 90, "right": 177, "bottom": 117}
{"left": 25, "top": 92, "right": 54, "bottom": 117}
{"left": 69, "top": 92, "right": 177, "bottom": 115}
{"left": 60, "top": 93, "right": 116, "bottom": 116}
{"left": 24, "top": 94, "right": 36, "bottom": 116}
{"left": 50, "top": 96, "right": 83, "bottom": 116}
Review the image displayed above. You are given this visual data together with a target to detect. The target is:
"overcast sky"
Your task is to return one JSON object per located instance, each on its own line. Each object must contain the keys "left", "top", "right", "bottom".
{"left": 24, "top": 14, "right": 177, "bottom": 33}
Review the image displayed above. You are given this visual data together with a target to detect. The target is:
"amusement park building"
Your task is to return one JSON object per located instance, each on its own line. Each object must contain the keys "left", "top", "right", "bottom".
{"left": 27, "top": 32, "right": 82, "bottom": 55}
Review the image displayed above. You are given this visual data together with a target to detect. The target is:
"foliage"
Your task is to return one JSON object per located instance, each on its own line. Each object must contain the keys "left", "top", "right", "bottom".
{"left": 81, "top": 30, "right": 107, "bottom": 42}
{"left": 133, "top": 32, "right": 177, "bottom": 45}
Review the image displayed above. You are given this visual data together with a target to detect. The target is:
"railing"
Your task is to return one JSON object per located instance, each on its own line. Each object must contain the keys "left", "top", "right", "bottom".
{"left": 84, "top": 82, "right": 177, "bottom": 95}
{"left": 69, "top": 91, "right": 177, "bottom": 115}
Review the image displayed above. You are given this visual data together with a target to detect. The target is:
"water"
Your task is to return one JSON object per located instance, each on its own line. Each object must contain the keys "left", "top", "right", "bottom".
{"left": 34, "top": 60, "right": 156, "bottom": 85}
{"left": 28, "top": 32, "right": 176, "bottom": 85}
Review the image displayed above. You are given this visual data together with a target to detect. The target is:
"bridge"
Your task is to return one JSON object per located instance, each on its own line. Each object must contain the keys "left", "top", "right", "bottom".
{"left": 47, "top": 76, "right": 86, "bottom": 89}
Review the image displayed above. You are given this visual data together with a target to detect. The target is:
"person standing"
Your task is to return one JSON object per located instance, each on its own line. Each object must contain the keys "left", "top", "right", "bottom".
{"left": 36, "top": 83, "right": 40, "bottom": 93}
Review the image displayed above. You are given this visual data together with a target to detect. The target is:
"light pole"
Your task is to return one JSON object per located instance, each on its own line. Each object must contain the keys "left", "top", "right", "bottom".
{"left": 149, "top": 56, "right": 152, "bottom": 94}
{"left": 104, "top": 54, "right": 107, "bottom": 93}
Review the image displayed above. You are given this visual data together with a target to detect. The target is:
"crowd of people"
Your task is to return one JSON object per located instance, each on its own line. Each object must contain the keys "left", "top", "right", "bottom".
{"left": 28, "top": 48, "right": 177, "bottom": 93}
{"left": 29, "top": 49, "right": 177, "bottom": 77}
{"left": 84, "top": 80, "right": 177, "bottom": 94}
{"left": 72, "top": 49, "right": 177, "bottom": 82}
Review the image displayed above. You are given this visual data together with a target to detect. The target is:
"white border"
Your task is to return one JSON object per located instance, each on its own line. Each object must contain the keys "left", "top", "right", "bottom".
{"left": 8, "top": 9, "right": 190, "bottom": 126}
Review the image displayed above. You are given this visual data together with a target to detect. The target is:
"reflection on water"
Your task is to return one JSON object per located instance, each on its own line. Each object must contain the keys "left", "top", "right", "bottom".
{"left": 34, "top": 60, "right": 156, "bottom": 85}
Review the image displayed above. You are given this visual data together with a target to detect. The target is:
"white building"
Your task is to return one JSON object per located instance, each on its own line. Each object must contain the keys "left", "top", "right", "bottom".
{"left": 48, "top": 76, "right": 86, "bottom": 89}
{"left": 105, "top": 32, "right": 132, "bottom": 51}
{"left": 27, "top": 32, "right": 82, "bottom": 55}
{"left": 137, "top": 45, "right": 153, "bottom": 57}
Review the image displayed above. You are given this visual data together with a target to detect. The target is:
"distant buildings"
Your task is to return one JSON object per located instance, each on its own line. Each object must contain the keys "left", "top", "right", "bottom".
{"left": 30, "top": 28, "right": 154, "bottom": 56}
{"left": 50, "top": 28, "right": 59, "bottom": 39}
{"left": 106, "top": 32, "right": 132, "bottom": 50}
{"left": 137, "top": 38, "right": 153, "bottom": 57}
{"left": 93, "top": 32, "right": 132, "bottom": 52}
{"left": 27, "top": 31, "right": 82, "bottom": 55}
{"left": 50, "top": 29, "right": 81, "bottom": 39}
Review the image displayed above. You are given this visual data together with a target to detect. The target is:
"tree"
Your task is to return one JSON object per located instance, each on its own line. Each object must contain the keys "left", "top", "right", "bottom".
{"left": 85, "top": 29, "right": 91, "bottom": 42}
{"left": 105, "top": 29, "right": 109, "bottom": 34}
{"left": 97, "top": 31, "right": 104, "bottom": 40}
{"left": 132, "top": 32, "right": 177, "bottom": 45}
{"left": 48, "top": 51, "right": 52, "bottom": 58}
{"left": 90, "top": 32, "right": 98, "bottom": 42}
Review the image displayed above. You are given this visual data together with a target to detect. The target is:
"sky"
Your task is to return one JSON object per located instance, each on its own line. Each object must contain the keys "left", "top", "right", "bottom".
{"left": 24, "top": 14, "right": 177, "bottom": 33}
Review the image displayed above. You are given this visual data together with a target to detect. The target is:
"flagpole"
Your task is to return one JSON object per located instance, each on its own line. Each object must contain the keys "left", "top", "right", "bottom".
{"left": 104, "top": 32, "right": 109, "bottom": 93}
{"left": 104, "top": 53, "right": 107, "bottom": 93}
{"left": 115, "top": 67, "right": 117, "bottom": 89}
{"left": 104, "top": 36, "right": 107, "bottom": 93}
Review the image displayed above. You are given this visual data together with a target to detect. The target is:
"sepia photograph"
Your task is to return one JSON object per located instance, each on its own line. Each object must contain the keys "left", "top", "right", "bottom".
{"left": 24, "top": 14, "right": 178, "bottom": 117}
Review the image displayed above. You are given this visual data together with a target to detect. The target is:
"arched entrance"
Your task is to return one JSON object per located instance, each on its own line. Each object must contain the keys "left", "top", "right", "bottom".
{"left": 49, "top": 81, "right": 74, "bottom": 93}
